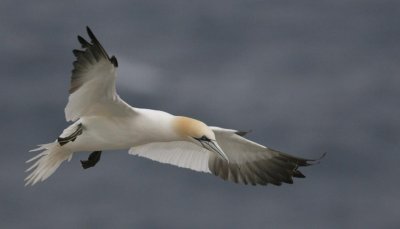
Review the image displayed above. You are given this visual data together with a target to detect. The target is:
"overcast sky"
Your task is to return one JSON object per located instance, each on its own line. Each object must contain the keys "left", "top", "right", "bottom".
{"left": 1, "top": 0, "right": 400, "bottom": 228}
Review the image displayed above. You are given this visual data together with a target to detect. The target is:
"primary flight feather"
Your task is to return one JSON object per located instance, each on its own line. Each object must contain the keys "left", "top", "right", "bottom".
{"left": 26, "top": 27, "right": 322, "bottom": 186}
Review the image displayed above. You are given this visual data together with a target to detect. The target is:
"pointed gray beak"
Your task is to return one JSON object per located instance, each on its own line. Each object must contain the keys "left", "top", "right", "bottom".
{"left": 203, "top": 140, "right": 229, "bottom": 162}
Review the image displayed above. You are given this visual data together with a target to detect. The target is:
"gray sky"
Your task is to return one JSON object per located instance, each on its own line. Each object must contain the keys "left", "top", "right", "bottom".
{"left": 1, "top": 0, "right": 400, "bottom": 228}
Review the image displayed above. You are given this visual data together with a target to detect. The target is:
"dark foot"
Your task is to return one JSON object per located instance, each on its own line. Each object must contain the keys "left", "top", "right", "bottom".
{"left": 81, "top": 151, "right": 102, "bottom": 169}
{"left": 293, "top": 170, "right": 305, "bottom": 178}
{"left": 58, "top": 123, "right": 83, "bottom": 146}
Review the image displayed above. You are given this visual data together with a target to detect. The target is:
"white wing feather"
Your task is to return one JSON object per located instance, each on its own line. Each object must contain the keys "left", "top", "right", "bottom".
{"left": 65, "top": 27, "right": 133, "bottom": 121}
{"left": 129, "top": 141, "right": 211, "bottom": 173}
{"left": 128, "top": 127, "right": 317, "bottom": 186}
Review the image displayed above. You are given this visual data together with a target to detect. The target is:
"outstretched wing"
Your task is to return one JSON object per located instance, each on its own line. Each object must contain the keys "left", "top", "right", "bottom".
{"left": 65, "top": 26, "right": 132, "bottom": 121}
{"left": 128, "top": 127, "right": 320, "bottom": 186}
{"left": 210, "top": 127, "right": 319, "bottom": 185}
{"left": 129, "top": 141, "right": 212, "bottom": 173}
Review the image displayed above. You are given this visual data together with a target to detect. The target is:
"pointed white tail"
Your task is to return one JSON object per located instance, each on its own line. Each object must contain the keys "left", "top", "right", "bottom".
{"left": 25, "top": 142, "right": 73, "bottom": 186}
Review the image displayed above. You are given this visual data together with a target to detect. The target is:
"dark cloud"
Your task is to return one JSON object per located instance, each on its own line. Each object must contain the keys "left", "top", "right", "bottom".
{"left": 1, "top": 0, "right": 400, "bottom": 228}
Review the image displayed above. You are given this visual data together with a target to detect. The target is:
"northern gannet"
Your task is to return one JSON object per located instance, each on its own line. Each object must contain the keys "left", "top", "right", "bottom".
{"left": 26, "top": 27, "right": 322, "bottom": 186}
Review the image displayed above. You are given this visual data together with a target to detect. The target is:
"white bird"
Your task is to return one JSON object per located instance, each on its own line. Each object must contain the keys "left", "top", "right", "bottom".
{"left": 26, "top": 27, "right": 322, "bottom": 186}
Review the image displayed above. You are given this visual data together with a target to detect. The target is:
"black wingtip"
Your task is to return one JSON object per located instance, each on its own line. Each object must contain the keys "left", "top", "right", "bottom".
{"left": 86, "top": 26, "right": 96, "bottom": 41}
{"left": 293, "top": 170, "right": 306, "bottom": 178}
{"left": 77, "top": 35, "right": 90, "bottom": 48}
{"left": 72, "top": 49, "right": 84, "bottom": 57}
{"left": 110, "top": 56, "right": 118, "bottom": 67}
{"left": 86, "top": 26, "right": 102, "bottom": 46}
{"left": 235, "top": 130, "right": 252, "bottom": 137}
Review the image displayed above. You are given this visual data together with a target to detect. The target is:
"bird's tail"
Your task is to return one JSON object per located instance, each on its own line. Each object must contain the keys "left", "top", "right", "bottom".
{"left": 25, "top": 142, "right": 73, "bottom": 186}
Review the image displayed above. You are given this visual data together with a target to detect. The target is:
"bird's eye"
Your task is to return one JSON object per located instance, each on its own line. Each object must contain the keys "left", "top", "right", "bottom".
{"left": 200, "top": 135, "right": 209, "bottom": 141}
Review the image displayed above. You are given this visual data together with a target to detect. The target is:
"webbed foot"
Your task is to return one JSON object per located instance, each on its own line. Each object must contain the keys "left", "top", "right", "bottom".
{"left": 81, "top": 151, "right": 102, "bottom": 169}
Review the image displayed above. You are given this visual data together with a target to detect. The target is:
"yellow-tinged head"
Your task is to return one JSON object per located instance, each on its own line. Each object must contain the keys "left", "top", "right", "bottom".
{"left": 173, "top": 116, "right": 215, "bottom": 140}
{"left": 173, "top": 116, "right": 229, "bottom": 162}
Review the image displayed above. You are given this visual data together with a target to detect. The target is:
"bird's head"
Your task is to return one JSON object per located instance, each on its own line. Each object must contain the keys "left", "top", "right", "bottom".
{"left": 173, "top": 116, "right": 229, "bottom": 162}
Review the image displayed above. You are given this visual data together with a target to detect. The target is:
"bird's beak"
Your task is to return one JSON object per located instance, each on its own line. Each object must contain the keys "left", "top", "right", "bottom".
{"left": 203, "top": 140, "right": 229, "bottom": 163}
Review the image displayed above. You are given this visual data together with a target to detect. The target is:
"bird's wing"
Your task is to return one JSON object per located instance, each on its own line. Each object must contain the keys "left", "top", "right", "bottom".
{"left": 129, "top": 141, "right": 212, "bottom": 173}
{"left": 65, "top": 27, "right": 133, "bottom": 121}
{"left": 209, "top": 126, "right": 320, "bottom": 185}
{"left": 128, "top": 127, "right": 321, "bottom": 186}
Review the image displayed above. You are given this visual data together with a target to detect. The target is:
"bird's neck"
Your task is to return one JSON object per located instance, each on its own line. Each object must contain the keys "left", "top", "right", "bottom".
{"left": 135, "top": 109, "right": 183, "bottom": 144}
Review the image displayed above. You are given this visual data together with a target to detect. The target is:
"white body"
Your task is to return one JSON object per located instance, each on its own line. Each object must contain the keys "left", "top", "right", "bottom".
{"left": 66, "top": 108, "right": 178, "bottom": 152}
{"left": 25, "top": 27, "right": 316, "bottom": 186}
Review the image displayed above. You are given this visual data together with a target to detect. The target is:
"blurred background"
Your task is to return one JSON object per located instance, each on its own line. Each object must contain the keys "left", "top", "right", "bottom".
{"left": 1, "top": 0, "right": 399, "bottom": 228}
